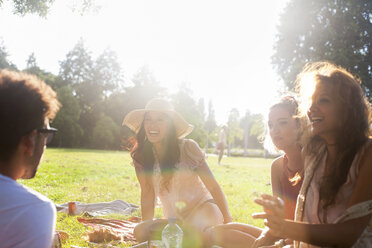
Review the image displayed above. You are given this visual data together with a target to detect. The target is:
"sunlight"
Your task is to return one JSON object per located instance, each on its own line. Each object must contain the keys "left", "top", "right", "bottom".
{"left": 297, "top": 72, "right": 316, "bottom": 116}
{"left": 0, "top": 0, "right": 290, "bottom": 124}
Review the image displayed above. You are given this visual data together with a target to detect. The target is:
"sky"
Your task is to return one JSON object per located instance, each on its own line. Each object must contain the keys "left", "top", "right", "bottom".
{"left": 0, "top": 0, "right": 289, "bottom": 124}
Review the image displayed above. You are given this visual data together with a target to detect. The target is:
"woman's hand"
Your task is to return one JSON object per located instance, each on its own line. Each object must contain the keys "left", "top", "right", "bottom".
{"left": 223, "top": 215, "right": 233, "bottom": 224}
{"left": 252, "top": 194, "right": 286, "bottom": 238}
{"left": 254, "top": 194, "right": 285, "bottom": 218}
{"left": 250, "top": 228, "right": 277, "bottom": 248}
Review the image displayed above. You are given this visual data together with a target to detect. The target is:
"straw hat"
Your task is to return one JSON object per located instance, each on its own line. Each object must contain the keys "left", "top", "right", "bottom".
{"left": 122, "top": 98, "right": 194, "bottom": 139}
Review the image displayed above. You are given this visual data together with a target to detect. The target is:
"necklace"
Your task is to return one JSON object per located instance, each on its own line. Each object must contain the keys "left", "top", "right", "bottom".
{"left": 284, "top": 155, "right": 303, "bottom": 174}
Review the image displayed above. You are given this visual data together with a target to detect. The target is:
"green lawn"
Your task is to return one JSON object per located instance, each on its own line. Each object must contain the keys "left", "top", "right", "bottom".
{"left": 19, "top": 148, "right": 273, "bottom": 247}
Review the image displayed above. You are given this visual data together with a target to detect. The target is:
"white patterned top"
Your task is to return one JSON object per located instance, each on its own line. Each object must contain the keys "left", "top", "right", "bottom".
{"left": 294, "top": 140, "right": 372, "bottom": 248}
{"left": 153, "top": 139, "right": 212, "bottom": 221}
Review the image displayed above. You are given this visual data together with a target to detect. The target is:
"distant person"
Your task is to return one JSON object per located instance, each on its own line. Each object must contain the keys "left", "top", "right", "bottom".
{"left": 217, "top": 125, "right": 227, "bottom": 165}
{"left": 210, "top": 96, "right": 305, "bottom": 248}
{"left": 123, "top": 98, "right": 232, "bottom": 246}
{"left": 253, "top": 62, "right": 372, "bottom": 247}
{"left": 0, "top": 70, "right": 60, "bottom": 248}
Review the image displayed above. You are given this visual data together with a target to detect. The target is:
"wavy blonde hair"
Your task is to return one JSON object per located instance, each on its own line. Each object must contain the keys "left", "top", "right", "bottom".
{"left": 268, "top": 95, "right": 307, "bottom": 185}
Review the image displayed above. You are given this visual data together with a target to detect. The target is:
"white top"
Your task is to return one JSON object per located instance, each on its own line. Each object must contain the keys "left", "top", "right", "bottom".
{"left": 295, "top": 140, "right": 372, "bottom": 248}
{"left": 153, "top": 139, "right": 212, "bottom": 220}
{"left": 219, "top": 129, "right": 227, "bottom": 145}
{"left": 0, "top": 174, "right": 56, "bottom": 248}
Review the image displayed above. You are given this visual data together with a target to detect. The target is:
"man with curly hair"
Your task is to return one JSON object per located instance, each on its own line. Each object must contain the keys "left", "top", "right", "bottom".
{"left": 0, "top": 70, "right": 61, "bottom": 248}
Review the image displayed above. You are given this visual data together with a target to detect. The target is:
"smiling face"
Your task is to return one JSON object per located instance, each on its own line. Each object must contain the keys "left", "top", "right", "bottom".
{"left": 307, "top": 83, "right": 340, "bottom": 143}
{"left": 143, "top": 111, "right": 170, "bottom": 145}
{"left": 268, "top": 106, "right": 299, "bottom": 151}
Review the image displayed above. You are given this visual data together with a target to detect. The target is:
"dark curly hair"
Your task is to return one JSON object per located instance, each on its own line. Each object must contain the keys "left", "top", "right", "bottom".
{"left": 0, "top": 70, "right": 60, "bottom": 162}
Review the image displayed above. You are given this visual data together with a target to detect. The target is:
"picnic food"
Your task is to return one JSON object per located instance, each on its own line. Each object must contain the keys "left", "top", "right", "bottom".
{"left": 78, "top": 217, "right": 140, "bottom": 243}
{"left": 86, "top": 227, "right": 122, "bottom": 243}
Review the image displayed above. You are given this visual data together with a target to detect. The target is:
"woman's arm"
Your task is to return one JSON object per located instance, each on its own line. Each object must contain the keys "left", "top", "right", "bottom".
{"left": 254, "top": 186, "right": 372, "bottom": 247}
{"left": 275, "top": 215, "right": 371, "bottom": 247}
{"left": 254, "top": 201, "right": 370, "bottom": 247}
{"left": 135, "top": 166, "right": 155, "bottom": 221}
{"left": 253, "top": 144, "right": 372, "bottom": 247}
{"left": 346, "top": 143, "right": 372, "bottom": 208}
{"left": 196, "top": 161, "right": 232, "bottom": 223}
{"left": 249, "top": 158, "right": 285, "bottom": 248}
{"left": 270, "top": 157, "right": 283, "bottom": 198}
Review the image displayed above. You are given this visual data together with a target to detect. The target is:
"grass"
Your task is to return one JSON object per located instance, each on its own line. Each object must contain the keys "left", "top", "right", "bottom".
{"left": 19, "top": 148, "right": 273, "bottom": 247}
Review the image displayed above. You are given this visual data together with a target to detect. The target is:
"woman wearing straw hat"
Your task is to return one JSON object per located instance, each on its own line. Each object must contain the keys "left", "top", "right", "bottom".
{"left": 123, "top": 98, "right": 232, "bottom": 246}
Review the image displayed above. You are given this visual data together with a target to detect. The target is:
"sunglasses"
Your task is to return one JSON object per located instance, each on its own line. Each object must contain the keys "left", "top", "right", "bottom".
{"left": 37, "top": 127, "right": 58, "bottom": 144}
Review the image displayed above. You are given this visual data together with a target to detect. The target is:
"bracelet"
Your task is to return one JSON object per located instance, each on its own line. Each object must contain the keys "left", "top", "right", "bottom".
{"left": 274, "top": 239, "right": 286, "bottom": 248}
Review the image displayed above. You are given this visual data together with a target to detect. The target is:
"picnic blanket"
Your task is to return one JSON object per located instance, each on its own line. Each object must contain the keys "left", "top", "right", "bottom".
{"left": 77, "top": 216, "right": 141, "bottom": 244}
{"left": 56, "top": 200, "right": 139, "bottom": 216}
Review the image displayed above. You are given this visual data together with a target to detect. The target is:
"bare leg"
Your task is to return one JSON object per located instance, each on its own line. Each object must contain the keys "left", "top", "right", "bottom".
{"left": 218, "top": 147, "right": 224, "bottom": 165}
{"left": 186, "top": 202, "right": 224, "bottom": 247}
{"left": 133, "top": 219, "right": 168, "bottom": 242}
{"left": 209, "top": 223, "right": 263, "bottom": 248}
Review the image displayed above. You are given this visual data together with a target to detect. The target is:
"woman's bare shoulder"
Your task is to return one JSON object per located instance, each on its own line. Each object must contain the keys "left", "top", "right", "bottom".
{"left": 271, "top": 155, "right": 284, "bottom": 172}
{"left": 348, "top": 139, "right": 372, "bottom": 207}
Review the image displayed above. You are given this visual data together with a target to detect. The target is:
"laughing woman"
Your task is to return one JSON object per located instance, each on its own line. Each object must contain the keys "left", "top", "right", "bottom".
{"left": 123, "top": 98, "right": 231, "bottom": 246}
{"left": 253, "top": 62, "right": 372, "bottom": 247}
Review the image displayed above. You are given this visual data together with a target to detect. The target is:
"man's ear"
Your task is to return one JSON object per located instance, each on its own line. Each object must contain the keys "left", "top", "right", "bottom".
{"left": 21, "top": 130, "right": 37, "bottom": 156}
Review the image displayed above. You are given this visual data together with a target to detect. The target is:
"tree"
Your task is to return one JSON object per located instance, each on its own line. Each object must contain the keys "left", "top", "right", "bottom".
{"left": 171, "top": 85, "right": 206, "bottom": 147}
{"left": 59, "top": 40, "right": 96, "bottom": 146}
{"left": 92, "top": 115, "right": 120, "bottom": 149}
{"left": 0, "top": 41, "right": 17, "bottom": 70}
{"left": 1, "top": 0, "right": 99, "bottom": 17}
{"left": 227, "top": 108, "right": 243, "bottom": 156}
{"left": 20, "top": 53, "right": 85, "bottom": 148}
{"left": 59, "top": 40, "right": 123, "bottom": 147}
{"left": 104, "top": 92, "right": 128, "bottom": 125}
{"left": 110, "top": 65, "right": 165, "bottom": 143}
{"left": 273, "top": 0, "right": 372, "bottom": 99}
{"left": 204, "top": 100, "right": 217, "bottom": 151}
{"left": 93, "top": 48, "right": 124, "bottom": 96}
{"left": 19, "top": 53, "right": 84, "bottom": 147}
{"left": 120, "top": 65, "right": 165, "bottom": 118}
{"left": 23, "top": 54, "right": 63, "bottom": 91}
{"left": 240, "top": 111, "right": 264, "bottom": 156}
{"left": 59, "top": 39, "right": 94, "bottom": 86}
{"left": 1, "top": 0, "right": 54, "bottom": 17}
{"left": 51, "top": 86, "right": 83, "bottom": 147}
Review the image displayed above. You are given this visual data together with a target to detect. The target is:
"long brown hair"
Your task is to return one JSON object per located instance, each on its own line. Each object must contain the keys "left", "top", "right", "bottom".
{"left": 130, "top": 113, "right": 180, "bottom": 191}
{"left": 296, "top": 61, "right": 371, "bottom": 209}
